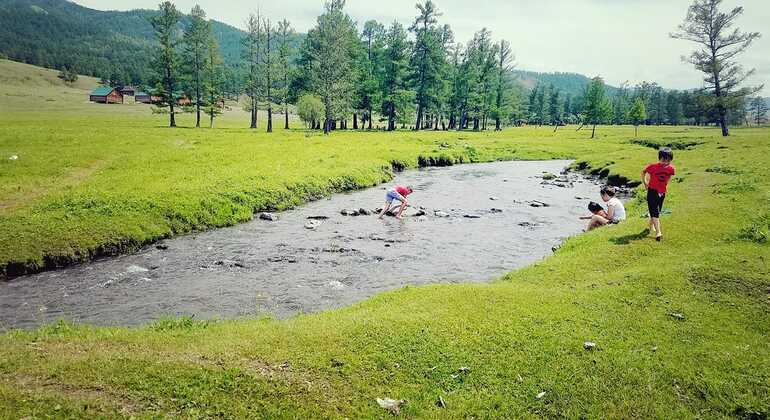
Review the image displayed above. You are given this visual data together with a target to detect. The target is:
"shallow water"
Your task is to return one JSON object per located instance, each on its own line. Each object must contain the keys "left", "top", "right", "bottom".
{"left": 0, "top": 160, "right": 601, "bottom": 330}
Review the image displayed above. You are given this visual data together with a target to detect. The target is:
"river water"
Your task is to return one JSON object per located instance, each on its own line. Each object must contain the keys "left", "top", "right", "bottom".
{"left": 0, "top": 160, "right": 601, "bottom": 330}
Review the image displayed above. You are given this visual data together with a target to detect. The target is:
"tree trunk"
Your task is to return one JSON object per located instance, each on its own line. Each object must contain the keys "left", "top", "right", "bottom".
{"left": 368, "top": 108, "right": 373, "bottom": 130}
{"left": 353, "top": 113, "right": 358, "bottom": 130}
{"left": 267, "top": 106, "right": 273, "bottom": 133}
{"left": 250, "top": 103, "right": 257, "bottom": 129}
{"left": 591, "top": 123, "right": 597, "bottom": 139}
{"left": 495, "top": 117, "right": 501, "bottom": 131}
{"left": 284, "top": 104, "right": 289, "bottom": 130}
{"left": 634, "top": 125, "right": 638, "bottom": 137}
{"left": 169, "top": 102, "right": 176, "bottom": 127}
{"left": 210, "top": 113, "right": 214, "bottom": 128}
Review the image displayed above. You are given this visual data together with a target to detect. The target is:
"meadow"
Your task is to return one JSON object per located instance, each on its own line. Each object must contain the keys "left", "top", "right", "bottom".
{"left": 0, "top": 59, "right": 769, "bottom": 417}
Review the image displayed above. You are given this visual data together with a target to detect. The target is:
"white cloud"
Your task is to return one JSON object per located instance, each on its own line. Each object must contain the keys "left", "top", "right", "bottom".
{"left": 72, "top": 0, "right": 769, "bottom": 94}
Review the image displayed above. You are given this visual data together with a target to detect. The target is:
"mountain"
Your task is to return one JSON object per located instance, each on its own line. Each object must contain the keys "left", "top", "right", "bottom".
{"left": 512, "top": 70, "right": 619, "bottom": 97}
{"left": 0, "top": 0, "right": 249, "bottom": 84}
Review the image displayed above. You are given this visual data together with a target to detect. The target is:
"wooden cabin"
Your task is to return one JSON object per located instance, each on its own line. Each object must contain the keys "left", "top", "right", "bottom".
{"left": 135, "top": 92, "right": 153, "bottom": 104}
{"left": 89, "top": 87, "right": 123, "bottom": 104}
{"left": 119, "top": 86, "right": 136, "bottom": 96}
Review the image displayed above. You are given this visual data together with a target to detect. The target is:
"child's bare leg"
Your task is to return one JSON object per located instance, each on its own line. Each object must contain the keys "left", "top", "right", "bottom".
{"left": 378, "top": 202, "right": 392, "bottom": 219}
{"left": 587, "top": 215, "right": 607, "bottom": 231}
{"left": 652, "top": 217, "right": 662, "bottom": 238}
{"left": 395, "top": 202, "right": 408, "bottom": 219}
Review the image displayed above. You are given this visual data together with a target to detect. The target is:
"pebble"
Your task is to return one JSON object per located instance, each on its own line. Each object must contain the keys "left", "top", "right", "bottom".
{"left": 463, "top": 214, "right": 482, "bottom": 219}
{"left": 584, "top": 341, "right": 597, "bottom": 350}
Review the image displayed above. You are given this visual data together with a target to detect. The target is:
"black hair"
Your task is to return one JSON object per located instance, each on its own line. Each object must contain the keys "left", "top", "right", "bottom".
{"left": 588, "top": 201, "right": 604, "bottom": 213}
{"left": 658, "top": 147, "right": 674, "bottom": 161}
{"left": 600, "top": 185, "right": 616, "bottom": 197}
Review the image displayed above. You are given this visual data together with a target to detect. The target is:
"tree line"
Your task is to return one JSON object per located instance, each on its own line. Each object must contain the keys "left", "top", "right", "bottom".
{"left": 147, "top": 0, "right": 762, "bottom": 136}
{"left": 148, "top": 0, "right": 523, "bottom": 133}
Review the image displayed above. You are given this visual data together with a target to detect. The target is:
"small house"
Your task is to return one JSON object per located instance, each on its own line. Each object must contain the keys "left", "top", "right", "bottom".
{"left": 135, "top": 92, "right": 152, "bottom": 104}
{"left": 119, "top": 86, "right": 136, "bottom": 96}
{"left": 89, "top": 87, "right": 123, "bottom": 104}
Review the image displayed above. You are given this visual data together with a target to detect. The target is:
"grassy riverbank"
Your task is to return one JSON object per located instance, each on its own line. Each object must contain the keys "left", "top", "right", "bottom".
{"left": 0, "top": 59, "right": 652, "bottom": 276}
{"left": 1, "top": 59, "right": 769, "bottom": 417}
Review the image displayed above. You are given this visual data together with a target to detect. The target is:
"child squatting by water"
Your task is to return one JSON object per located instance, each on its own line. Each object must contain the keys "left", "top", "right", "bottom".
{"left": 579, "top": 185, "right": 626, "bottom": 231}
{"left": 378, "top": 185, "right": 413, "bottom": 220}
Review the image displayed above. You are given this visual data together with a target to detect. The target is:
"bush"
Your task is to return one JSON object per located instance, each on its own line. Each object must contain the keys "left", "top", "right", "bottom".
{"left": 297, "top": 94, "right": 324, "bottom": 129}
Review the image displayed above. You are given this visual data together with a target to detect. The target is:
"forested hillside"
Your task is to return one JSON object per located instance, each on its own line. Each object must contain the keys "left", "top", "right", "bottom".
{"left": 0, "top": 0, "right": 251, "bottom": 85}
{"left": 513, "top": 70, "right": 617, "bottom": 97}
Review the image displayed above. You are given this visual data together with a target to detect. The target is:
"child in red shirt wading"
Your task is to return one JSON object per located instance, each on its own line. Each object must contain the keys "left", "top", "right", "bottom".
{"left": 642, "top": 147, "right": 675, "bottom": 241}
{"left": 379, "top": 185, "right": 413, "bottom": 220}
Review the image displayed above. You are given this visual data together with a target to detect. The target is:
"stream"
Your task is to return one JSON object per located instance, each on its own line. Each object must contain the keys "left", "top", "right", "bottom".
{"left": 0, "top": 160, "right": 602, "bottom": 330}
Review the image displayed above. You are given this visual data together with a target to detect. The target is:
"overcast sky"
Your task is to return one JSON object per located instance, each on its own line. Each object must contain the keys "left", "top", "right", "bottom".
{"left": 72, "top": 0, "right": 769, "bottom": 94}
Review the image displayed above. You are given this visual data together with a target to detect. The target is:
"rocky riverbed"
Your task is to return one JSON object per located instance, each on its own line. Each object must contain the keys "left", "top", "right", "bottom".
{"left": 0, "top": 160, "right": 606, "bottom": 330}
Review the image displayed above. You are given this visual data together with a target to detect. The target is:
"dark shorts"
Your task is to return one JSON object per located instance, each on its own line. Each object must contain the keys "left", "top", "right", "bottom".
{"left": 647, "top": 188, "right": 666, "bottom": 218}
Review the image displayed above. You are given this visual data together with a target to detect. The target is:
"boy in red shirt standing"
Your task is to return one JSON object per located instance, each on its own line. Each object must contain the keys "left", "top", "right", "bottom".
{"left": 642, "top": 147, "right": 675, "bottom": 241}
{"left": 378, "top": 185, "right": 413, "bottom": 220}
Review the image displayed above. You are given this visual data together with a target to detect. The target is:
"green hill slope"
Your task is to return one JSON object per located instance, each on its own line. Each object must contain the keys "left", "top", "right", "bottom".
{"left": 0, "top": 0, "right": 248, "bottom": 84}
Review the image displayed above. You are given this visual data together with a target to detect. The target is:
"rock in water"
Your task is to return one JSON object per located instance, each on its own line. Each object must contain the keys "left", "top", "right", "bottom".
{"left": 305, "top": 220, "right": 322, "bottom": 230}
{"left": 358, "top": 208, "right": 372, "bottom": 216}
{"left": 489, "top": 196, "right": 500, "bottom": 201}
{"left": 126, "top": 265, "right": 149, "bottom": 273}
{"left": 307, "top": 215, "right": 329, "bottom": 220}
{"left": 412, "top": 209, "right": 427, "bottom": 217}
{"left": 464, "top": 214, "right": 482, "bottom": 219}
{"left": 529, "top": 200, "right": 550, "bottom": 208}
{"left": 340, "top": 209, "right": 360, "bottom": 216}
{"left": 490, "top": 208, "right": 504, "bottom": 213}
{"left": 434, "top": 210, "right": 450, "bottom": 218}
{"left": 259, "top": 212, "right": 278, "bottom": 221}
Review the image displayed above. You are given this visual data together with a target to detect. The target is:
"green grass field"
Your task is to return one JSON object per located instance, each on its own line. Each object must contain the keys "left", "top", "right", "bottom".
{"left": 1, "top": 59, "right": 769, "bottom": 417}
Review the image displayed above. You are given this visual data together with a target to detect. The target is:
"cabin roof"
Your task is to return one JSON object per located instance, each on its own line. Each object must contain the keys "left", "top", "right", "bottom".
{"left": 135, "top": 92, "right": 149, "bottom": 96}
{"left": 90, "top": 86, "right": 115, "bottom": 96}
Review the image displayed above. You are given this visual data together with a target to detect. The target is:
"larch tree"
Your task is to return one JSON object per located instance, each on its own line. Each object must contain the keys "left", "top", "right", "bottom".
{"left": 276, "top": 19, "right": 294, "bottom": 130}
{"left": 360, "top": 20, "right": 385, "bottom": 130}
{"left": 306, "top": 0, "right": 359, "bottom": 134}
{"left": 182, "top": 4, "right": 211, "bottom": 128}
{"left": 548, "top": 86, "right": 561, "bottom": 130}
{"left": 148, "top": 1, "right": 181, "bottom": 128}
{"left": 242, "top": 12, "right": 263, "bottom": 129}
{"left": 749, "top": 96, "right": 768, "bottom": 126}
{"left": 410, "top": 0, "right": 441, "bottom": 130}
{"left": 671, "top": 0, "right": 762, "bottom": 137}
{"left": 628, "top": 97, "right": 647, "bottom": 137}
{"left": 381, "top": 22, "right": 413, "bottom": 131}
{"left": 202, "top": 36, "right": 224, "bottom": 128}
{"left": 493, "top": 40, "right": 514, "bottom": 131}
{"left": 583, "top": 76, "right": 613, "bottom": 139}
{"left": 262, "top": 18, "right": 274, "bottom": 133}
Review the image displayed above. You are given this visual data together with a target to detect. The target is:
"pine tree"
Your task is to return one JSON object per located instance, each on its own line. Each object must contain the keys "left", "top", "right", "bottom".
{"left": 148, "top": 1, "right": 181, "bottom": 128}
